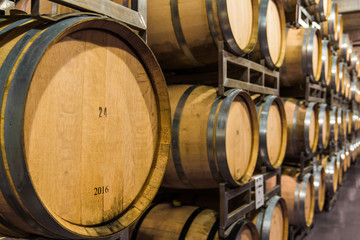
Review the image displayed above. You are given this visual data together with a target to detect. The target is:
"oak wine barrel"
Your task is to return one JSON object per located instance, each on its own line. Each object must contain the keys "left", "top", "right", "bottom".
{"left": 318, "top": 104, "right": 330, "bottom": 150}
{"left": 325, "top": 155, "right": 338, "bottom": 194}
{"left": 165, "top": 85, "right": 259, "bottom": 189}
{"left": 280, "top": 27, "right": 322, "bottom": 85}
{"left": 337, "top": 152, "right": 343, "bottom": 185}
{"left": 346, "top": 109, "right": 353, "bottom": 136}
{"left": 339, "top": 33, "right": 350, "bottom": 62}
{"left": 320, "top": 40, "right": 332, "bottom": 86}
{"left": 283, "top": 99, "right": 319, "bottom": 157}
{"left": 251, "top": 0, "right": 286, "bottom": 69}
{"left": 147, "top": 0, "right": 259, "bottom": 70}
{"left": 313, "top": 166, "right": 326, "bottom": 212}
{"left": 252, "top": 95, "right": 287, "bottom": 170}
{"left": 328, "top": 55, "right": 340, "bottom": 93}
{"left": 345, "top": 145, "right": 351, "bottom": 169}
{"left": 272, "top": 170, "right": 315, "bottom": 228}
{"left": 350, "top": 50, "right": 359, "bottom": 71}
{"left": 338, "top": 107, "right": 347, "bottom": 143}
{"left": 320, "top": 2, "right": 338, "bottom": 41}
{"left": 333, "top": 13, "right": 343, "bottom": 50}
{"left": 252, "top": 196, "right": 289, "bottom": 240}
{"left": 307, "top": 0, "right": 332, "bottom": 22}
{"left": 0, "top": 17, "right": 170, "bottom": 239}
{"left": 131, "top": 203, "right": 259, "bottom": 240}
{"left": 329, "top": 107, "right": 339, "bottom": 143}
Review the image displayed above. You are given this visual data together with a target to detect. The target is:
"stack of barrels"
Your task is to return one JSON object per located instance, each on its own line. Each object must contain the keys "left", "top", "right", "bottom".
{"left": 2, "top": 0, "right": 360, "bottom": 240}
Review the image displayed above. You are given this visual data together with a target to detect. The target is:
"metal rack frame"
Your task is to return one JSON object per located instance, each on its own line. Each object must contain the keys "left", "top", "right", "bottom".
{"left": 2, "top": 0, "right": 147, "bottom": 40}
{"left": 280, "top": 78, "right": 327, "bottom": 106}
{"left": 218, "top": 169, "right": 281, "bottom": 239}
{"left": 217, "top": 41, "right": 280, "bottom": 97}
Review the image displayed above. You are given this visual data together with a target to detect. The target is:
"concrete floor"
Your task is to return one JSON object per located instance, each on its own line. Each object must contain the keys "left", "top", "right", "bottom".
{"left": 306, "top": 162, "right": 360, "bottom": 240}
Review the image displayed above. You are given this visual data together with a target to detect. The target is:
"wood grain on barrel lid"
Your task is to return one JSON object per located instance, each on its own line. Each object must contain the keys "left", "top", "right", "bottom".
{"left": 24, "top": 29, "right": 158, "bottom": 226}
{"left": 270, "top": 203, "right": 284, "bottom": 240}
{"left": 309, "top": 108, "right": 316, "bottom": 151}
{"left": 267, "top": 0, "right": 282, "bottom": 64}
{"left": 312, "top": 33, "right": 319, "bottom": 78}
{"left": 267, "top": 104, "right": 282, "bottom": 166}
{"left": 226, "top": 97, "right": 252, "bottom": 181}
{"left": 304, "top": 180, "right": 314, "bottom": 226}
{"left": 226, "top": 0, "right": 253, "bottom": 49}
{"left": 323, "top": 108, "right": 330, "bottom": 147}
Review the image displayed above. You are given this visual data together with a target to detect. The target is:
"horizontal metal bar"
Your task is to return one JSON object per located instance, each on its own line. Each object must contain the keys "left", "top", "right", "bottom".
{"left": 308, "top": 96, "right": 326, "bottom": 103}
{"left": 48, "top": 0, "right": 146, "bottom": 30}
{"left": 224, "top": 181, "right": 255, "bottom": 200}
{"left": 224, "top": 78, "right": 278, "bottom": 95}
{"left": 225, "top": 201, "right": 255, "bottom": 228}
{"left": 224, "top": 52, "right": 279, "bottom": 78}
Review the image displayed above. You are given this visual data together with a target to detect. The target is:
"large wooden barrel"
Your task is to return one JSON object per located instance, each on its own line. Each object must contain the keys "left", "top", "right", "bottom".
{"left": 338, "top": 108, "right": 347, "bottom": 143}
{"left": 325, "top": 155, "right": 338, "bottom": 194}
{"left": 320, "top": 2, "right": 338, "bottom": 41}
{"left": 251, "top": 0, "right": 286, "bottom": 69}
{"left": 280, "top": 27, "right": 322, "bottom": 85}
{"left": 132, "top": 203, "right": 259, "bottom": 240}
{"left": 320, "top": 40, "right": 332, "bottom": 86}
{"left": 346, "top": 109, "right": 353, "bottom": 136}
{"left": 339, "top": 34, "right": 350, "bottom": 62}
{"left": 328, "top": 55, "right": 340, "bottom": 93}
{"left": 334, "top": 13, "right": 343, "bottom": 50}
{"left": 165, "top": 85, "right": 259, "bottom": 189}
{"left": 340, "top": 149, "right": 348, "bottom": 173}
{"left": 274, "top": 171, "right": 315, "bottom": 228}
{"left": 307, "top": 0, "right": 332, "bottom": 22}
{"left": 337, "top": 152, "right": 343, "bottom": 185}
{"left": 339, "top": 61, "right": 346, "bottom": 96}
{"left": 329, "top": 107, "right": 339, "bottom": 143}
{"left": 313, "top": 166, "right": 326, "bottom": 212}
{"left": 318, "top": 104, "right": 330, "bottom": 150}
{"left": 252, "top": 196, "right": 289, "bottom": 240}
{"left": 345, "top": 145, "right": 351, "bottom": 169}
{"left": 252, "top": 95, "right": 287, "bottom": 170}
{"left": 147, "top": 0, "right": 259, "bottom": 70}
{"left": 283, "top": 99, "right": 319, "bottom": 157}
{"left": 0, "top": 17, "right": 170, "bottom": 239}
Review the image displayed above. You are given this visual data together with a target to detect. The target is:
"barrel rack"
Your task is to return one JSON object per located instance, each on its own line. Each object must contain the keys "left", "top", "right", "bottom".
{"left": 216, "top": 40, "right": 282, "bottom": 239}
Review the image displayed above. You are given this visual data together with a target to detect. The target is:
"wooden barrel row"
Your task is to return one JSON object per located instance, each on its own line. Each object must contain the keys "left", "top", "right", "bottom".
{"left": 146, "top": 0, "right": 290, "bottom": 71}
{"left": 131, "top": 203, "right": 259, "bottom": 240}
{"left": 165, "top": 85, "right": 289, "bottom": 189}
{"left": 0, "top": 17, "right": 171, "bottom": 239}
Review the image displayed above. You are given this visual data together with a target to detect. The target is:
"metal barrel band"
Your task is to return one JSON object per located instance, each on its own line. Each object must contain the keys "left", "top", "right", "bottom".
{"left": 320, "top": 40, "right": 329, "bottom": 86}
{"left": 306, "top": 28, "right": 317, "bottom": 82}
{"left": 318, "top": 103, "right": 328, "bottom": 149}
{"left": 313, "top": 166, "right": 324, "bottom": 212}
{"left": 291, "top": 101, "right": 300, "bottom": 155}
{"left": 304, "top": 102, "right": 317, "bottom": 154}
{"left": 261, "top": 196, "right": 287, "bottom": 240}
{"left": 207, "top": 95, "right": 224, "bottom": 183}
{"left": 178, "top": 207, "right": 204, "bottom": 240}
{"left": 216, "top": 0, "right": 258, "bottom": 55}
{"left": 172, "top": 85, "right": 200, "bottom": 189}
{"left": 170, "top": 0, "right": 203, "bottom": 67}
{"left": 0, "top": 19, "right": 63, "bottom": 238}
{"left": 330, "top": 55, "right": 338, "bottom": 93}
{"left": 215, "top": 89, "right": 244, "bottom": 186}
{"left": 205, "top": 0, "right": 220, "bottom": 47}
{"left": 298, "top": 173, "right": 313, "bottom": 228}
{"left": 302, "top": 28, "right": 310, "bottom": 82}
{"left": 229, "top": 219, "right": 259, "bottom": 240}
